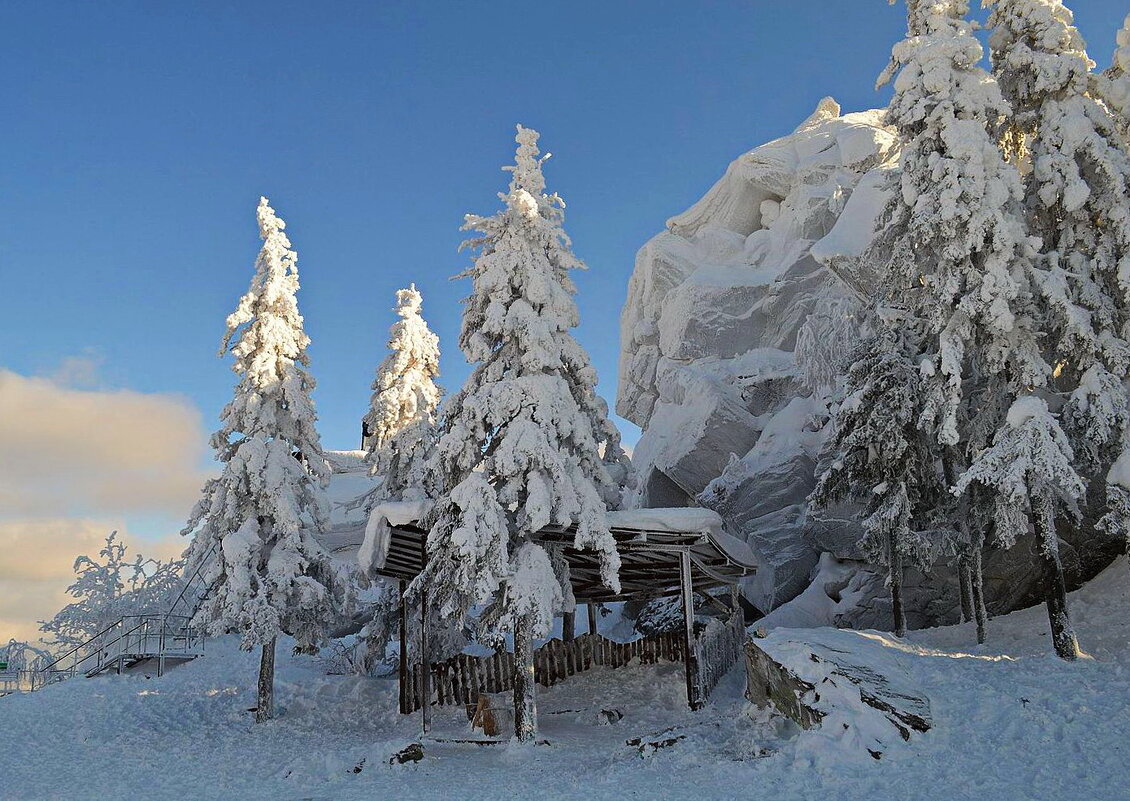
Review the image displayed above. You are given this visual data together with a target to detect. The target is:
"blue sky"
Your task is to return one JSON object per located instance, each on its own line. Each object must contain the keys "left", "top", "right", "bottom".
{"left": 3, "top": 0, "right": 1128, "bottom": 455}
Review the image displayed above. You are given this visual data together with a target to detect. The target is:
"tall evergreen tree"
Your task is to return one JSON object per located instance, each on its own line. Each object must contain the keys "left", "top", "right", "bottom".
{"left": 954, "top": 397, "right": 1085, "bottom": 659}
{"left": 986, "top": 0, "right": 1130, "bottom": 476}
{"left": 863, "top": 0, "right": 1049, "bottom": 640}
{"left": 811, "top": 319, "right": 951, "bottom": 637}
{"left": 364, "top": 284, "right": 442, "bottom": 502}
{"left": 414, "top": 126, "right": 628, "bottom": 740}
{"left": 182, "top": 197, "right": 339, "bottom": 722}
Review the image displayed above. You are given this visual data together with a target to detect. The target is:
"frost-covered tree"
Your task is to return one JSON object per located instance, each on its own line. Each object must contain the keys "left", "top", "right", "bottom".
{"left": 39, "top": 531, "right": 183, "bottom": 650}
{"left": 954, "top": 397, "right": 1085, "bottom": 660}
{"left": 364, "top": 284, "right": 442, "bottom": 502}
{"left": 877, "top": 0, "right": 1049, "bottom": 447}
{"left": 182, "top": 197, "right": 339, "bottom": 722}
{"left": 414, "top": 126, "right": 629, "bottom": 740}
{"left": 866, "top": 0, "right": 1050, "bottom": 640}
{"left": 811, "top": 320, "right": 950, "bottom": 637}
{"left": 987, "top": 0, "right": 1130, "bottom": 472}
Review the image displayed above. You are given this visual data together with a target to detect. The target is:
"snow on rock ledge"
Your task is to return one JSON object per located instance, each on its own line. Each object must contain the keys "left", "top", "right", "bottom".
{"left": 744, "top": 628, "right": 932, "bottom": 761}
{"left": 618, "top": 98, "right": 898, "bottom": 613}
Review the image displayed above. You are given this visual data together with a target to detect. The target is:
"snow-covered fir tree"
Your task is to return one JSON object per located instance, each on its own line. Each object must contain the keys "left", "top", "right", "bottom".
{"left": 364, "top": 284, "right": 442, "bottom": 502}
{"left": 954, "top": 397, "right": 1085, "bottom": 659}
{"left": 39, "top": 531, "right": 183, "bottom": 650}
{"left": 811, "top": 319, "right": 950, "bottom": 637}
{"left": 181, "top": 197, "right": 340, "bottom": 722}
{"left": 987, "top": 0, "right": 1130, "bottom": 478}
{"left": 876, "top": 0, "right": 1049, "bottom": 448}
{"left": 414, "top": 125, "right": 629, "bottom": 740}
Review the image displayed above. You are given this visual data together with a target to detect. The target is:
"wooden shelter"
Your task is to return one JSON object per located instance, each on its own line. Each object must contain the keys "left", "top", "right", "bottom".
{"left": 352, "top": 503, "right": 758, "bottom": 729}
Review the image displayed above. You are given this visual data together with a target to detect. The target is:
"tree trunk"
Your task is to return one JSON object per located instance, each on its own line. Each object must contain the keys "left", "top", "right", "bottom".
{"left": 890, "top": 549, "right": 908, "bottom": 637}
{"left": 562, "top": 610, "right": 575, "bottom": 642}
{"left": 971, "top": 546, "right": 988, "bottom": 645}
{"left": 957, "top": 554, "right": 974, "bottom": 624}
{"left": 890, "top": 540, "right": 907, "bottom": 638}
{"left": 513, "top": 612, "right": 537, "bottom": 742}
{"left": 255, "top": 637, "right": 276, "bottom": 723}
{"left": 1034, "top": 511, "right": 1080, "bottom": 661}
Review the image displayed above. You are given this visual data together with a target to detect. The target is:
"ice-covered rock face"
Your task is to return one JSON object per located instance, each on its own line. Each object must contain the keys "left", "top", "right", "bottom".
{"left": 618, "top": 98, "right": 899, "bottom": 613}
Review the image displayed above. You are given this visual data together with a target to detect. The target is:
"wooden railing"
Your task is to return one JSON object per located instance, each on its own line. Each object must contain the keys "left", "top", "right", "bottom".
{"left": 692, "top": 602, "right": 745, "bottom": 705}
{"left": 402, "top": 630, "right": 685, "bottom": 714}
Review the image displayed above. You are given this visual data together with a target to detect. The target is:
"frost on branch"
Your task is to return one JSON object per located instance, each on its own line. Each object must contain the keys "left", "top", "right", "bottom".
{"left": 39, "top": 531, "right": 184, "bottom": 650}
{"left": 954, "top": 397, "right": 1084, "bottom": 555}
{"left": 414, "top": 125, "right": 630, "bottom": 639}
{"left": 181, "top": 197, "right": 341, "bottom": 652}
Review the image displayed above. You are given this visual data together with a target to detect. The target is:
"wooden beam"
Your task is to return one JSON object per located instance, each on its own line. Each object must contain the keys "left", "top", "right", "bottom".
{"left": 398, "top": 580, "right": 408, "bottom": 715}
{"left": 680, "top": 550, "right": 703, "bottom": 711}
{"left": 420, "top": 586, "right": 430, "bottom": 733}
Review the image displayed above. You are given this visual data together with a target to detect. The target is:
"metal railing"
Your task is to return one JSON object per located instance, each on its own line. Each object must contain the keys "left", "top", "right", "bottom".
{"left": 22, "top": 545, "right": 219, "bottom": 693}
{"left": 28, "top": 614, "right": 205, "bottom": 690}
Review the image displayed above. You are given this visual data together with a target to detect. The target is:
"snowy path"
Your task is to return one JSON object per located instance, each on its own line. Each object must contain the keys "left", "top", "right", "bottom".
{"left": 4, "top": 561, "right": 1129, "bottom": 801}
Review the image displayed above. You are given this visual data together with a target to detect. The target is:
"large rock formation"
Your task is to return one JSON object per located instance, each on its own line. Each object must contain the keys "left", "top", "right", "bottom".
{"left": 617, "top": 98, "right": 1121, "bottom": 629}
{"left": 619, "top": 98, "right": 895, "bottom": 615}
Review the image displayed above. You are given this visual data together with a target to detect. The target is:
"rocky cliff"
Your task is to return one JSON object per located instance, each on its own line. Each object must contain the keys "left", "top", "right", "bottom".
{"left": 616, "top": 98, "right": 1120, "bottom": 629}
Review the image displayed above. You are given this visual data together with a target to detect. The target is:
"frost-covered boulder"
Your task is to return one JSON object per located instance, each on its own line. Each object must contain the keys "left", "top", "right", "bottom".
{"left": 619, "top": 98, "right": 897, "bottom": 613}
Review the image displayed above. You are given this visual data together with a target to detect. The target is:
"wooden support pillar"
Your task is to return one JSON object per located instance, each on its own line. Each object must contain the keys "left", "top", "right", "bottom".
{"left": 398, "top": 580, "right": 408, "bottom": 715}
{"left": 562, "top": 610, "right": 576, "bottom": 642}
{"left": 420, "top": 587, "right": 431, "bottom": 733}
{"left": 679, "top": 550, "right": 703, "bottom": 711}
{"left": 587, "top": 603, "right": 599, "bottom": 636}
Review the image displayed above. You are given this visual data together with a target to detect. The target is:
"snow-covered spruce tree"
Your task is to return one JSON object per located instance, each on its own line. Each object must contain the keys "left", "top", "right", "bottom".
{"left": 182, "top": 197, "right": 339, "bottom": 722}
{"left": 811, "top": 320, "right": 951, "bottom": 637}
{"left": 413, "top": 126, "right": 628, "bottom": 741}
{"left": 364, "top": 284, "right": 442, "bottom": 502}
{"left": 954, "top": 397, "right": 1085, "bottom": 659}
{"left": 39, "top": 531, "right": 183, "bottom": 650}
{"left": 987, "top": 0, "right": 1130, "bottom": 534}
{"left": 870, "top": 0, "right": 1051, "bottom": 640}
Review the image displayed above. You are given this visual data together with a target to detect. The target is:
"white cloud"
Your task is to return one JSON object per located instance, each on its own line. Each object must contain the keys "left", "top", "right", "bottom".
{"left": 0, "top": 362, "right": 210, "bottom": 644}
{"left": 0, "top": 518, "right": 185, "bottom": 644}
{"left": 0, "top": 368, "right": 211, "bottom": 519}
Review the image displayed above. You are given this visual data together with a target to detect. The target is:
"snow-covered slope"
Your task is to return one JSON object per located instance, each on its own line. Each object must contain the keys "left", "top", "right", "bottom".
{"left": 4, "top": 557, "right": 1128, "bottom": 801}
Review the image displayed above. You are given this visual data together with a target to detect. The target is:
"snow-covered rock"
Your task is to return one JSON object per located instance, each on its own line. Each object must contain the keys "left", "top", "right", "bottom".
{"left": 619, "top": 99, "right": 897, "bottom": 613}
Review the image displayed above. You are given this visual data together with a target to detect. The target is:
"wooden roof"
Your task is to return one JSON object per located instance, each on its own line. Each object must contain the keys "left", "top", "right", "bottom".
{"left": 363, "top": 508, "right": 757, "bottom": 603}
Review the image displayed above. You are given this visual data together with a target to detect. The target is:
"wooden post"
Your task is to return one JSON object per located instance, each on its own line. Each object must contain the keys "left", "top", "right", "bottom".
{"left": 679, "top": 550, "right": 703, "bottom": 711}
{"left": 587, "top": 603, "right": 599, "bottom": 635}
{"left": 420, "top": 587, "right": 431, "bottom": 733}
{"left": 513, "top": 612, "right": 537, "bottom": 742}
{"left": 562, "top": 610, "right": 576, "bottom": 642}
{"left": 398, "top": 580, "right": 409, "bottom": 715}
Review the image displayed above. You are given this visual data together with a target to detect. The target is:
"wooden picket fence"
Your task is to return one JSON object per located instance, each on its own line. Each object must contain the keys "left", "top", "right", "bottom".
{"left": 401, "top": 630, "right": 685, "bottom": 714}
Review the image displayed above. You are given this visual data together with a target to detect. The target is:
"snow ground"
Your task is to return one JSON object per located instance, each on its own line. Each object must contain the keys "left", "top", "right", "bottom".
{"left": 3, "top": 560, "right": 1128, "bottom": 801}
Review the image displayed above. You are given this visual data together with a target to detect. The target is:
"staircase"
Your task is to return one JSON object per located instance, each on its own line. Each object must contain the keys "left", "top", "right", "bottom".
{"left": 25, "top": 545, "right": 217, "bottom": 692}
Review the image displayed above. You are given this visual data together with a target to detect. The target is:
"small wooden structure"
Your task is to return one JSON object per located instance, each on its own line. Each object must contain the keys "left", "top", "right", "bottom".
{"left": 357, "top": 504, "right": 757, "bottom": 728}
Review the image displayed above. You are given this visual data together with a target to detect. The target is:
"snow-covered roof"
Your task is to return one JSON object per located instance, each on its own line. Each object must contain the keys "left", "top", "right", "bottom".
{"left": 356, "top": 502, "right": 757, "bottom": 602}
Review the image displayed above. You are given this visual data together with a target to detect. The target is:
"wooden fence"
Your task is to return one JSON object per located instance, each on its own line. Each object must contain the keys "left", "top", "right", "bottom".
{"left": 401, "top": 630, "right": 685, "bottom": 714}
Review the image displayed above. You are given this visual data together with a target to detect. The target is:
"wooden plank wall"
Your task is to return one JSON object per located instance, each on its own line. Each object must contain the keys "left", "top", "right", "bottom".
{"left": 401, "top": 630, "right": 685, "bottom": 714}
